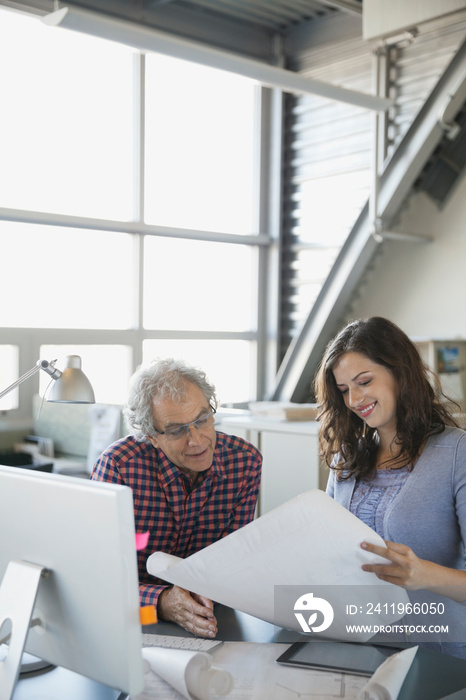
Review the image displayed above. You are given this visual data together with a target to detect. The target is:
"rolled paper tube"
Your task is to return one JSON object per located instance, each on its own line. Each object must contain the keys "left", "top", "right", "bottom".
{"left": 186, "top": 658, "right": 233, "bottom": 699}
{"left": 357, "top": 646, "right": 418, "bottom": 700}
{"left": 143, "top": 647, "right": 233, "bottom": 700}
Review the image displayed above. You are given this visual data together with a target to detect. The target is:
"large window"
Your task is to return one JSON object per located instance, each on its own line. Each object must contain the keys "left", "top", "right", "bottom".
{"left": 0, "top": 7, "right": 265, "bottom": 421}
{"left": 0, "top": 346, "right": 19, "bottom": 411}
{"left": 0, "top": 10, "right": 134, "bottom": 220}
{"left": 143, "top": 238, "right": 256, "bottom": 332}
{"left": 0, "top": 224, "right": 134, "bottom": 330}
{"left": 144, "top": 54, "right": 256, "bottom": 235}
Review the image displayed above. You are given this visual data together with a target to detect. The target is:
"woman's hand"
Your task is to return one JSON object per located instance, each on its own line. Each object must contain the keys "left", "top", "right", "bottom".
{"left": 157, "top": 585, "right": 218, "bottom": 637}
{"left": 360, "top": 540, "right": 429, "bottom": 590}
{"left": 361, "top": 540, "right": 466, "bottom": 602}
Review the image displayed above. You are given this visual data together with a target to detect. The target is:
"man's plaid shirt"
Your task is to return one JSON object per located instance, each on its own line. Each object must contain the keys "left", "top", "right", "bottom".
{"left": 91, "top": 430, "right": 262, "bottom": 606}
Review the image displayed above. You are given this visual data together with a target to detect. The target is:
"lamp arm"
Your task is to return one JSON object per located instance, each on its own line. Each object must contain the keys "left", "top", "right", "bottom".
{"left": 0, "top": 360, "right": 62, "bottom": 401}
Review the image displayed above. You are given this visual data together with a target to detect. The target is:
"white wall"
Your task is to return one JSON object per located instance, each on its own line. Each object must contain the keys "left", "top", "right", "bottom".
{"left": 347, "top": 170, "right": 466, "bottom": 341}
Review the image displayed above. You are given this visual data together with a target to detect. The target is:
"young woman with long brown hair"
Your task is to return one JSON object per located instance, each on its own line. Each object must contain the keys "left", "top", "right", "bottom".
{"left": 315, "top": 316, "right": 466, "bottom": 658}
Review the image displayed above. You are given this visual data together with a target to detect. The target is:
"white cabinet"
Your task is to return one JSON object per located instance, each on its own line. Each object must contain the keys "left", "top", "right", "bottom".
{"left": 217, "top": 414, "right": 325, "bottom": 516}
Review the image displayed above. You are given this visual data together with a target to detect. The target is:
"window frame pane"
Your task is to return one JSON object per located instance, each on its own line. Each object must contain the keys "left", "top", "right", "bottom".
{"left": 144, "top": 53, "right": 257, "bottom": 236}
{"left": 143, "top": 236, "right": 258, "bottom": 333}
{"left": 0, "top": 7, "right": 135, "bottom": 221}
{"left": 0, "top": 8, "right": 271, "bottom": 427}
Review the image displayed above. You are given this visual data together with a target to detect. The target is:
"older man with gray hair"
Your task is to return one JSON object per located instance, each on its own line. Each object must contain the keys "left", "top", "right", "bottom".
{"left": 91, "top": 358, "right": 262, "bottom": 638}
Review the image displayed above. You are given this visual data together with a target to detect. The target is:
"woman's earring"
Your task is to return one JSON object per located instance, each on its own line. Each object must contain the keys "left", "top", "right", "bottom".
{"left": 362, "top": 421, "right": 367, "bottom": 438}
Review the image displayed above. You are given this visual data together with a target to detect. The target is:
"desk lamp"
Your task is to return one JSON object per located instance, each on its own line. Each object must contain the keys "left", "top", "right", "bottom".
{"left": 0, "top": 355, "right": 95, "bottom": 404}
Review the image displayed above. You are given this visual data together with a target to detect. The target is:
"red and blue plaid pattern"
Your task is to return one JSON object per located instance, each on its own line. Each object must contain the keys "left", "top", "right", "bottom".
{"left": 91, "top": 431, "right": 262, "bottom": 606}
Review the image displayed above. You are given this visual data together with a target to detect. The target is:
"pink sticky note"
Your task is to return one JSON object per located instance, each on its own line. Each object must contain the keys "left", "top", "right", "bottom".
{"left": 135, "top": 532, "right": 150, "bottom": 551}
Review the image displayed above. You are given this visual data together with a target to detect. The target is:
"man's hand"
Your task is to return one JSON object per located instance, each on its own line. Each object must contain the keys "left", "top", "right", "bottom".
{"left": 157, "top": 585, "right": 217, "bottom": 637}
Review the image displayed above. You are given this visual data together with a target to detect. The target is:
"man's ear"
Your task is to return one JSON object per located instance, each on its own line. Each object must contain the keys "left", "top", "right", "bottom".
{"left": 147, "top": 435, "right": 159, "bottom": 449}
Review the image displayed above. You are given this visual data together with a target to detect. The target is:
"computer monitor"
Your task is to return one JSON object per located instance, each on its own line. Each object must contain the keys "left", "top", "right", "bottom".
{"left": 0, "top": 465, "right": 144, "bottom": 699}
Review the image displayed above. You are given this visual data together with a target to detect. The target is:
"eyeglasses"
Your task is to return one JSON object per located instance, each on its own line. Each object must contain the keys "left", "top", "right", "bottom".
{"left": 154, "top": 408, "right": 216, "bottom": 442}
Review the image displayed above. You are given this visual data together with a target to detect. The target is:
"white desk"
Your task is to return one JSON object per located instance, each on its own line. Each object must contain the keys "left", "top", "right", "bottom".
{"left": 13, "top": 665, "right": 124, "bottom": 699}
{"left": 13, "top": 607, "right": 466, "bottom": 700}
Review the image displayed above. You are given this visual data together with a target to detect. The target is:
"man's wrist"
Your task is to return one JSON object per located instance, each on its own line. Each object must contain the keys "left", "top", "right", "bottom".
{"left": 156, "top": 585, "right": 174, "bottom": 620}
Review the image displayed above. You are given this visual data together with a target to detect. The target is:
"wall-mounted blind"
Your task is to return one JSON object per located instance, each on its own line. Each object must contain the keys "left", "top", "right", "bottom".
{"left": 280, "top": 35, "right": 373, "bottom": 362}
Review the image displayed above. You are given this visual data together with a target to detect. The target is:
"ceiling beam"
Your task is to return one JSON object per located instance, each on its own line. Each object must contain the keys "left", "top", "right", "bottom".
{"left": 320, "top": 0, "right": 362, "bottom": 15}
{"left": 42, "top": 5, "right": 392, "bottom": 111}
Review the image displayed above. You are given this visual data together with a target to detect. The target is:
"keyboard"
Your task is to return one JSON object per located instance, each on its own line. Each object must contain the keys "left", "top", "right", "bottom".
{"left": 142, "top": 633, "right": 223, "bottom": 652}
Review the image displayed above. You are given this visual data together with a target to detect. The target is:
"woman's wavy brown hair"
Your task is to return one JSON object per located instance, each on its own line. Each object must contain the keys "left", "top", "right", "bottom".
{"left": 314, "top": 317, "right": 460, "bottom": 480}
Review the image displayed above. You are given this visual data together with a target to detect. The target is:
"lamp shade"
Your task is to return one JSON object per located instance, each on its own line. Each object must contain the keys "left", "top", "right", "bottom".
{"left": 47, "top": 355, "right": 95, "bottom": 404}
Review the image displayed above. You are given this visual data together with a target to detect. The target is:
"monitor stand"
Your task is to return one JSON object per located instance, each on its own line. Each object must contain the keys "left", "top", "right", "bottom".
{"left": 0, "top": 560, "right": 50, "bottom": 700}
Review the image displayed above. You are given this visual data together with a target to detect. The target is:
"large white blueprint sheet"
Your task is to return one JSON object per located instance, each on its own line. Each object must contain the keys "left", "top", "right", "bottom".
{"left": 134, "top": 643, "right": 417, "bottom": 700}
{"left": 147, "top": 490, "right": 409, "bottom": 641}
{"left": 133, "top": 642, "right": 369, "bottom": 700}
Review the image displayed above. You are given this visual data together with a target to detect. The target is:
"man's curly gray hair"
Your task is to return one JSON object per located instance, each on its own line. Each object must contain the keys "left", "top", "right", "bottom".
{"left": 123, "top": 358, "right": 218, "bottom": 440}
